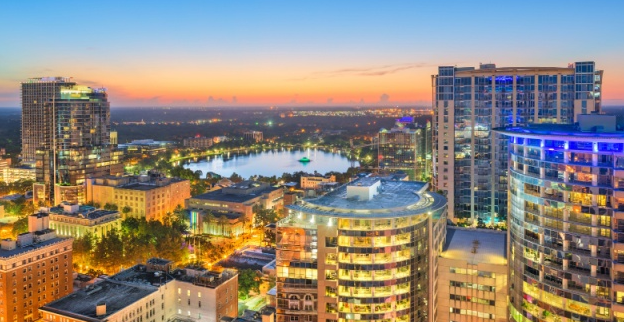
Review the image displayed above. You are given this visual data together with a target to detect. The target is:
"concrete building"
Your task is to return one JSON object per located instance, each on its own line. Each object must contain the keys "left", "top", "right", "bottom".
{"left": 184, "top": 136, "right": 214, "bottom": 149}
{"left": 432, "top": 62, "right": 603, "bottom": 223}
{"left": 187, "top": 181, "right": 283, "bottom": 235}
{"left": 86, "top": 171, "right": 190, "bottom": 222}
{"left": 495, "top": 114, "right": 623, "bottom": 322}
{"left": 378, "top": 120, "right": 432, "bottom": 181}
{"left": 300, "top": 173, "right": 336, "bottom": 190}
{"left": 40, "top": 258, "right": 238, "bottom": 322}
{"left": 22, "top": 77, "right": 123, "bottom": 205}
{"left": 437, "top": 227, "right": 508, "bottom": 322}
{"left": 244, "top": 131, "right": 263, "bottom": 142}
{"left": 0, "top": 212, "right": 73, "bottom": 322}
{"left": 277, "top": 177, "right": 447, "bottom": 322}
{"left": 45, "top": 202, "right": 122, "bottom": 239}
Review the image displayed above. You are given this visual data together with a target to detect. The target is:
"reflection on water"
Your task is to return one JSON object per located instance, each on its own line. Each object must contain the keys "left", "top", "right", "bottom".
{"left": 183, "top": 148, "right": 356, "bottom": 179}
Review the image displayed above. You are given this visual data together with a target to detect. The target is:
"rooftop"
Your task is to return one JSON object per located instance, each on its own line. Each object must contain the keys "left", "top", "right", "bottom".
{"left": 117, "top": 178, "right": 186, "bottom": 191}
{"left": 191, "top": 182, "right": 280, "bottom": 203}
{"left": 48, "top": 205, "right": 119, "bottom": 220}
{"left": 42, "top": 260, "right": 237, "bottom": 321}
{"left": 441, "top": 227, "right": 507, "bottom": 265}
{"left": 41, "top": 279, "right": 159, "bottom": 321}
{"left": 286, "top": 178, "right": 446, "bottom": 219}
{"left": 495, "top": 114, "right": 624, "bottom": 139}
{"left": 0, "top": 236, "right": 70, "bottom": 259}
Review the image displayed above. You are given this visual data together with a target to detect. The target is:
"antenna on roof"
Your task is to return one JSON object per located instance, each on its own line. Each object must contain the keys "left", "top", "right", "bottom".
{"left": 471, "top": 239, "right": 480, "bottom": 254}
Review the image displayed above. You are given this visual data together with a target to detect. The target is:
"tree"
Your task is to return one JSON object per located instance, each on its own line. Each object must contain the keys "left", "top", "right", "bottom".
{"left": 218, "top": 215, "right": 229, "bottom": 236}
{"left": 92, "top": 229, "right": 124, "bottom": 274}
{"left": 73, "top": 233, "right": 95, "bottom": 271}
{"left": 238, "top": 269, "right": 261, "bottom": 300}
{"left": 253, "top": 205, "right": 278, "bottom": 228}
{"left": 121, "top": 206, "right": 132, "bottom": 217}
{"left": 202, "top": 211, "right": 215, "bottom": 234}
{"left": 103, "top": 203, "right": 118, "bottom": 211}
{"left": 11, "top": 216, "right": 28, "bottom": 237}
{"left": 230, "top": 172, "right": 243, "bottom": 183}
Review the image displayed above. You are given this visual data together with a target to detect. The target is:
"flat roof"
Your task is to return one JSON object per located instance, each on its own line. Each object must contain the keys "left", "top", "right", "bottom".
{"left": 286, "top": 178, "right": 445, "bottom": 219}
{"left": 441, "top": 227, "right": 507, "bottom": 265}
{"left": 0, "top": 236, "right": 70, "bottom": 259}
{"left": 495, "top": 124, "right": 624, "bottom": 139}
{"left": 41, "top": 279, "right": 158, "bottom": 321}
{"left": 49, "top": 206, "right": 118, "bottom": 220}
{"left": 191, "top": 186, "right": 280, "bottom": 203}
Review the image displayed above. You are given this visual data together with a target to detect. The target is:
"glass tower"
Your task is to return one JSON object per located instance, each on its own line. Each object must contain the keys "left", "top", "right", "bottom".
{"left": 378, "top": 121, "right": 432, "bottom": 181}
{"left": 22, "top": 77, "right": 122, "bottom": 205}
{"left": 276, "top": 177, "right": 447, "bottom": 322}
{"left": 496, "top": 115, "right": 624, "bottom": 322}
{"left": 432, "top": 62, "right": 603, "bottom": 223}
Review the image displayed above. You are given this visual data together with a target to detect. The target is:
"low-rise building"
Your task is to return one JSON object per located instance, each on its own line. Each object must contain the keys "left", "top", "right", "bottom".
{"left": 299, "top": 173, "right": 336, "bottom": 190}
{"left": 436, "top": 227, "right": 508, "bottom": 322}
{"left": 118, "top": 139, "right": 174, "bottom": 155}
{"left": 0, "top": 213, "right": 73, "bottom": 322}
{"left": 184, "top": 136, "right": 214, "bottom": 148}
{"left": 46, "top": 202, "right": 122, "bottom": 239}
{"left": 86, "top": 171, "right": 190, "bottom": 222}
{"left": 40, "top": 258, "right": 238, "bottom": 322}
{"left": 187, "top": 181, "right": 283, "bottom": 235}
{"left": 243, "top": 131, "right": 263, "bottom": 142}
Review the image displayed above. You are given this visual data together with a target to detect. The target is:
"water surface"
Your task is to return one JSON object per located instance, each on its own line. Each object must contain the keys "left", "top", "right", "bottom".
{"left": 184, "top": 148, "right": 357, "bottom": 179}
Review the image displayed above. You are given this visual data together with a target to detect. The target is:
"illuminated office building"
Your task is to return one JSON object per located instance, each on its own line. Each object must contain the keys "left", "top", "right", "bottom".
{"left": 432, "top": 62, "right": 603, "bottom": 223}
{"left": 496, "top": 114, "right": 624, "bottom": 322}
{"left": 378, "top": 120, "right": 432, "bottom": 181}
{"left": 276, "top": 177, "right": 447, "bottom": 322}
{"left": 22, "top": 77, "right": 123, "bottom": 205}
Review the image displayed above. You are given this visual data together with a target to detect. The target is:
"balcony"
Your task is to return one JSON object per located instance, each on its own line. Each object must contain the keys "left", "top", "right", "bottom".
{"left": 568, "top": 213, "right": 592, "bottom": 225}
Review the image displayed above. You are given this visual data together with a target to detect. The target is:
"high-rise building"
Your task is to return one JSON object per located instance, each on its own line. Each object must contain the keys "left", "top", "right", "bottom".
{"left": 378, "top": 120, "right": 432, "bottom": 181}
{"left": 22, "top": 77, "right": 123, "bottom": 205}
{"left": 0, "top": 212, "right": 73, "bottom": 322}
{"left": 276, "top": 177, "right": 447, "bottom": 322}
{"left": 432, "top": 62, "right": 603, "bottom": 223}
{"left": 495, "top": 114, "right": 623, "bottom": 322}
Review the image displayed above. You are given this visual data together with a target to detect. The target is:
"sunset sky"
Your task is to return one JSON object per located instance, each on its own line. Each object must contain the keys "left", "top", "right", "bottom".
{"left": 1, "top": 0, "right": 623, "bottom": 108}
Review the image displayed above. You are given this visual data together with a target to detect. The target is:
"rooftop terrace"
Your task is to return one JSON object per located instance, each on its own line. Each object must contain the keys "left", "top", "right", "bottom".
{"left": 286, "top": 178, "right": 445, "bottom": 219}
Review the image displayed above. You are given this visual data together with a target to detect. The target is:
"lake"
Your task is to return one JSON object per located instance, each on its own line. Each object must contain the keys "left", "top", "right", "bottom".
{"left": 183, "top": 148, "right": 357, "bottom": 179}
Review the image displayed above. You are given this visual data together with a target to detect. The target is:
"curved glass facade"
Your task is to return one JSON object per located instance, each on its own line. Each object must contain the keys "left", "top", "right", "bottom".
{"left": 501, "top": 128, "right": 624, "bottom": 322}
{"left": 276, "top": 179, "right": 447, "bottom": 322}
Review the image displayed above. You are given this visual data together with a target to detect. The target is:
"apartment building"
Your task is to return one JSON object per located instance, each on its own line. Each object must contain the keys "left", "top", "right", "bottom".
{"left": 432, "top": 62, "right": 603, "bottom": 223}
{"left": 496, "top": 114, "right": 623, "bottom": 322}
{"left": 0, "top": 213, "right": 73, "bottom": 322}
{"left": 277, "top": 177, "right": 448, "bottom": 322}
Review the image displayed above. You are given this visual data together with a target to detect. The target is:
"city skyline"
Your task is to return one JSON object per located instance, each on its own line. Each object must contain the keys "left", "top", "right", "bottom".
{"left": 2, "top": 0, "right": 624, "bottom": 108}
